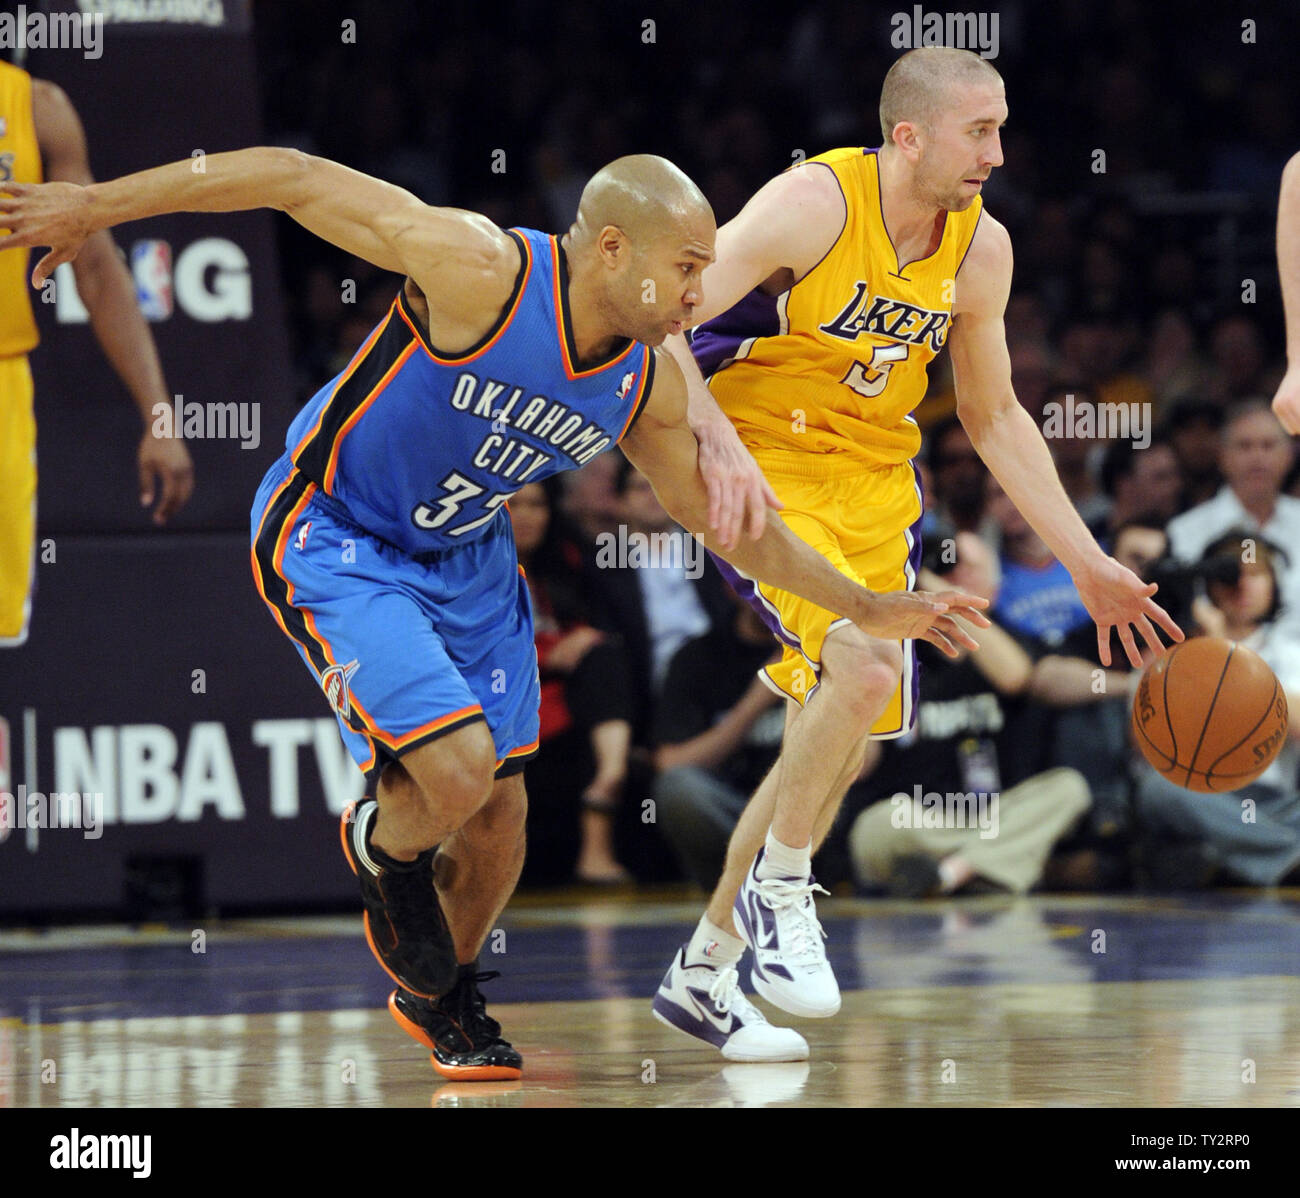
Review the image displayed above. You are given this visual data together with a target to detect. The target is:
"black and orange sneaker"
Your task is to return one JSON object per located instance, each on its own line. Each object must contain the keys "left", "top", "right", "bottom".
{"left": 389, "top": 965, "right": 523, "bottom": 1080}
{"left": 340, "top": 799, "right": 458, "bottom": 999}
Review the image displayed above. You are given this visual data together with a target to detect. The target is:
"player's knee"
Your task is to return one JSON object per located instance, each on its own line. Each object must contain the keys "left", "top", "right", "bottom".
{"left": 401, "top": 722, "right": 497, "bottom": 824}
{"left": 822, "top": 635, "right": 901, "bottom": 727}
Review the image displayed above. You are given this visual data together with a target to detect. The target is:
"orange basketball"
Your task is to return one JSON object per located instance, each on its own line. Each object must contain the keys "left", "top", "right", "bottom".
{"left": 1131, "top": 636, "right": 1288, "bottom": 792}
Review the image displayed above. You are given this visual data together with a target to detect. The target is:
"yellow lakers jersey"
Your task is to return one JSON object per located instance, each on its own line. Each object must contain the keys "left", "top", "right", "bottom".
{"left": 692, "top": 146, "right": 983, "bottom": 469}
{"left": 0, "top": 60, "right": 42, "bottom": 357}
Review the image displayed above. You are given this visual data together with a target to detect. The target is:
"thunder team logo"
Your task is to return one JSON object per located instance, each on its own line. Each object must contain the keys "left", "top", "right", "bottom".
{"left": 321, "top": 659, "right": 360, "bottom": 719}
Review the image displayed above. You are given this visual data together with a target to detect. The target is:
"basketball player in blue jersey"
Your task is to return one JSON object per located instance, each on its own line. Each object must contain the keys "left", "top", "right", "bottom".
{"left": 1, "top": 148, "right": 992, "bottom": 1078}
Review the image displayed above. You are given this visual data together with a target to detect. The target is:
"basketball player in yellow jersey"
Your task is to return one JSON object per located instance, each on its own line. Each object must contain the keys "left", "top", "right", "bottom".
{"left": 0, "top": 58, "right": 192, "bottom": 646}
{"left": 651, "top": 46, "right": 1184, "bottom": 1062}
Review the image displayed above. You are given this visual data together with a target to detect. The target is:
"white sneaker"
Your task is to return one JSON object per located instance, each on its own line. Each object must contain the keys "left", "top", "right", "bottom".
{"left": 652, "top": 948, "right": 809, "bottom": 1062}
{"left": 733, "top": 849, "right": 841, "bottom": 1018}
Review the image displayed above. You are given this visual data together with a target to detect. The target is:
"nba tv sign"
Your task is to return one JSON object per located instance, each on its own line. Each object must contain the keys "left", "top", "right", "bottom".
{"left": 890, "top": 6, "right": 1000, "bottom": 59}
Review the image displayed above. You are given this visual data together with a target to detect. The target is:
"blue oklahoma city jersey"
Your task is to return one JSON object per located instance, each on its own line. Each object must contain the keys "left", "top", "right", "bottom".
{"left": 283, "top": 227, "right": 655, "bottom": 553}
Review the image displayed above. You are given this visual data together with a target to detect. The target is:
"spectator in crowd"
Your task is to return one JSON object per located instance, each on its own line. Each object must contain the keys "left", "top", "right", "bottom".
{"left": 510, "top": 478, "right": 636, "bottom": 884}
{"left": 925, "top": 416, "right": 989, "bottom": 535}
{"left": 1143, "top": 308, "right": 1208, "bottom": 414}
{"left": 1131, "top": 531, "right": 1300, "bottom": 888}
{"left": 1165, "top": 401, "right": 1300, "bottom": 622}
{"left": 1160, "top": 397, "right": 1225, "bottom": 509}
{"left": 845, "top": 531, "right": 1090, "bottom": 897}
{"left": 1056, "top": 314, "right": 1154, "bottom": 415}
{"left": 1008, "top": 340, "right": 1056, "bottom": 424}
{"left": 1205, "top": 314, "right": 1281, "bottom": 405}
{"left": 984, "top": 473, "right": 1093, "bottom": 648}
{"left": 652, "top": 592, "right": 786, "bottom": 889}
{"left": 1040, "top": 382, "right": 1113, "bottom": 537}
{"left": 1097, "top": 436, "right": 1184, "bottom": 542}
{"left": 584, "top": 458, "right": 732, "bottom": 742}
{"left": 560, "top": 452, "right": 622, "bottom": 543}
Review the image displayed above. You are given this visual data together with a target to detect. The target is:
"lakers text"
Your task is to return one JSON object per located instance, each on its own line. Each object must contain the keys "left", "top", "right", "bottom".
{"left": 890, "top": 786, "right": 1000, "bottom": 839}
{"left": 152, "top": 396, "right": 260, "bottom": 449}
{"left": 594, "top": 525, "right": 704, "bottom": 580}
{"left": 0, "top": 786, "right": 103, "bottom": 841}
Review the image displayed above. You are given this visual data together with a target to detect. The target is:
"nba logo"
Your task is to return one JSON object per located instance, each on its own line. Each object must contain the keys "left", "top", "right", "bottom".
{"left": 132, "top": 240, "right": 174, "bottom": 320}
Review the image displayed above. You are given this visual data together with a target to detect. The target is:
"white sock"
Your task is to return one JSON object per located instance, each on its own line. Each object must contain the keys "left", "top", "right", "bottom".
{"left": 756, "top": 830, "right": 811, "bottom": 881}
{"left": 685, "top": 916, "right": 744, "bottom": 967}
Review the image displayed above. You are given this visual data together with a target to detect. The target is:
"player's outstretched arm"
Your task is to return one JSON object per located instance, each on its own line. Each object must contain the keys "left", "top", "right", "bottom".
{"left": 948, "top": 214, "right": 1183, "bottom": 667}
{"left": 621, "top": 350, "right": 991, "bottom": 657}
{"left": 31, "top": 79, "right": 193, "bottom": 524}
{"left": 0, "top": 147, "right": 517, "bottom": 340}
{"left": 1273, "top": 151, "right": 1300, "bottom": 433}
{"left": 661, "top": 163, "right": 847, "bottom": 547}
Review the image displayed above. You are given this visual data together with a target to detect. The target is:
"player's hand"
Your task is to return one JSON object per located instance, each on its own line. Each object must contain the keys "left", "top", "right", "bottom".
{"left": 0, "top": 180, "right": 95, "bottom": 286}
{"left": 1272, "top": 365, "right": 1300, "bottom": 435}
{"left": 543, "top": 625, "right": 605, "bottom": 673}
{"left": 853, "top": 587, "right": 992, "bottom": 658}
{"left": 692, "top": 408, "right": 781, "bottom": 550}
{"left": 138, "top": 430, "right": 195, "bottom": 525}
{"left": 1074, "top": 555, "right": 1184, "bottom": 668}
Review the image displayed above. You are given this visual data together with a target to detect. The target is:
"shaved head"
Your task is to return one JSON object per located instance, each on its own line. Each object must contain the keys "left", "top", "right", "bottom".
{"left": 570, "top": 154, "right": 712, "bottom": 250}
{"left": 562, "top": 154, "right": 716, "bottom": 349}
{"left": 880, "top": 46, "right": 1003, "bottom": 144}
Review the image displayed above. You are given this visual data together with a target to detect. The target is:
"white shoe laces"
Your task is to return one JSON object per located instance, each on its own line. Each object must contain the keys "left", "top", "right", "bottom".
{"left": 706, "top": 964, "right": 741, "bottom": 1014}
{"left": 757, "top": 877, "right": 831, "bottom": 963}
{"left": 706, "top": 965, "right": 767, "bottom": 1025}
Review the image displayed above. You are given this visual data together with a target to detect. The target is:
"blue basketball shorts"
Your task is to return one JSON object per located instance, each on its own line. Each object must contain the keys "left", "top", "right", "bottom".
{"left": 250, "top": 456, "right": 540, "bottom": 788}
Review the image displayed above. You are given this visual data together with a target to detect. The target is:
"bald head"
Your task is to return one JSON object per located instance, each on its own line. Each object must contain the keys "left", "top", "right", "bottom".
{"left": 563, "top": 155, "right": 716, "bottom": 348}
{"left": 570, "top": 154, "right": 712, "bottom": 250}
{"left": 880, "top": 46, "right": 1003, "bottom": 144}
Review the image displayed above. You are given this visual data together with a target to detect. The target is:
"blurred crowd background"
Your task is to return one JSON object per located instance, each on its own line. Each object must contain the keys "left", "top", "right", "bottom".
{"left": 249, "top": 0, "right": 1300, "bottom": 895}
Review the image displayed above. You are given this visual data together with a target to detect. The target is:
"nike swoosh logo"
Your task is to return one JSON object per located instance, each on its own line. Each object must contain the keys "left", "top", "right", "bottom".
{"left": 685, "top": 986, "right": 737, "bottom": 1035}
{"left": 750, "top": 891, "right": 778, "bottom": 950}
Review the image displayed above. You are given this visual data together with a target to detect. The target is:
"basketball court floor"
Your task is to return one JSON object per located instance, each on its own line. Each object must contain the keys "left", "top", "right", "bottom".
{"left": 2, "top": 887, "right": 1298, "bottom": 1109}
